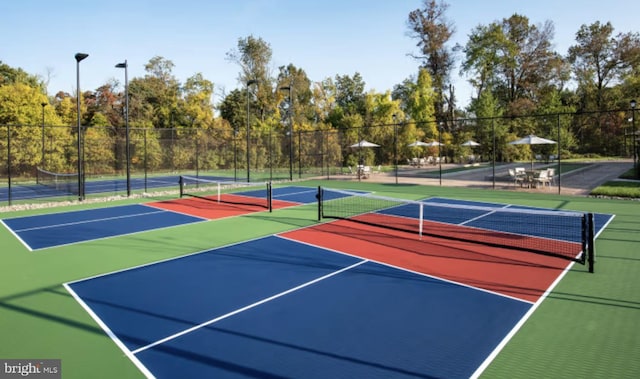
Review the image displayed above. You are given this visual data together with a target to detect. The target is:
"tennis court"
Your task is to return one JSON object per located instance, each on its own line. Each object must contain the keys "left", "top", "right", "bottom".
{"left": 59, "top": 187, "right": 612, "bottom": 378}
{"left": 0, "top": 185, "right": 318, "bottom": 250}
{"left": 2, "top": 181, "right": 636, "bottom": 379}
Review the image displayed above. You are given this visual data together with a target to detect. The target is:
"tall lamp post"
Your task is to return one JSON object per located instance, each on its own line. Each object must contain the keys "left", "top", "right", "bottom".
{"left": 116, "top": 60, "right": 131, "bottom": 196}
{"left": 632, "top": 99, "right": 637, "bottom": 178}
{"left": 75, "top": 52, "right": 88, "bottom": 201}
{"left": 246, "top": 80, "right": 258, "bottom": 182}
{"left": 279, "top": 85, "right": 293, "bottom": 181}
{"left": 41, "top": 102, "right": 47, "bottom": 167}
{"left": 438, "top": 122, "right": 443, "bottom": 186}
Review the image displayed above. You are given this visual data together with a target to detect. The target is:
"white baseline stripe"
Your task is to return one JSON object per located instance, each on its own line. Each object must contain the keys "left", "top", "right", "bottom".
{"left": 131, "top": 259, "right": 369, "bottom": 355}
{"left": 0, "top": 219, "right": 33, "bottom": 251}
{"left": 63, "top": 283, "right": 155, "bottom": 379}
{"left": 14, "top": 209, "right": 167, "bottom": 232}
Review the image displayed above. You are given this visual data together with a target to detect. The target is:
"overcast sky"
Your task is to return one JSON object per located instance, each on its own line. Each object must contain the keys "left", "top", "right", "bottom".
{"left": 1, "top": 0, "right": 636, "bottom": 107}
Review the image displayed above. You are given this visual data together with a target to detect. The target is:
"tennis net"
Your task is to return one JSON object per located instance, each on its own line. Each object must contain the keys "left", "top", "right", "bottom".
{"left": 36, "top": 167, "right": 79, "bottom": 195}
{"left": 318, "top": 187, "right": 595, "bottom": 270}
{"left": 179, "top": 176, "right": 272, "bottom": 211}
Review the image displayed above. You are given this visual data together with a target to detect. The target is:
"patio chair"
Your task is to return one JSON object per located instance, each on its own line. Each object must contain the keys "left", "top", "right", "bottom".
{"left": 535, "top": 169, "right": 551, "bottom": 188}
{"left": 508, "top": 168, "right": 524, "bottom": 187}
{"left": 546, "top": 168, "right": 556, "bottom": 185}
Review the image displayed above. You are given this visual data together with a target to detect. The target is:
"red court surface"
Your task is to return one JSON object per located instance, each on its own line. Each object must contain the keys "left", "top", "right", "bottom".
{"left": 282, "top": 219, "right": 574, "bottom": 303}
{"left": 148, "top": 195, "right": 299, "bottom": 220}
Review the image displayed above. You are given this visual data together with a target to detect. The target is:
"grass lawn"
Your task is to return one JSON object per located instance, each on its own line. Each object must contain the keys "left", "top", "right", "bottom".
{"left": 591, "top": 168, "right": 640, "bottom": 199}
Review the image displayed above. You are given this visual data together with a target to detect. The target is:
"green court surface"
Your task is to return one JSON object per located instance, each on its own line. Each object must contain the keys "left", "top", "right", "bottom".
{"left": 1, "top": 180, "right": 639, "bottom": 378}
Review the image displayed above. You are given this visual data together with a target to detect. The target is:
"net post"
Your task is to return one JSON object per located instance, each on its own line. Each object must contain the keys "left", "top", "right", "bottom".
{"left": 317, "top": 186, "right": 323, "bottom": 221}
{"left": 267, "top": 182, "right": 273, "bottom": 212}
{"left": 418, "top": 202, "right": 423, "bottom": 239}
{"left": 178, "top": 176, "right": 184, "bottom": 198}
{"left": 588, "top": 213, "right": 595, "bottom": 273}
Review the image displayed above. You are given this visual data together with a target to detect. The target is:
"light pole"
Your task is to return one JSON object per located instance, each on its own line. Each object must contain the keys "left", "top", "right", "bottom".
{"left": 234, "top": 129, "right": 238, "bottom": 181}
{"left": 438, "top": 122, "right": 443, "bottom": 186}
{"left": 116, "top": 60, "right": 131, "bottom": 196}
{"left": 279, "top": 85, "right": 293, "bottom": 181}
{"left": 632, "top": 99, "right": 637, "bottom": 178}
{"left": 41, "top": 102, "right": 47, "bottom": 167}
{"left": 246, "top": 80, "right": 258, "bottom": 182}
{"left": 75, "top": 52, "right": 88, "bottom": 201}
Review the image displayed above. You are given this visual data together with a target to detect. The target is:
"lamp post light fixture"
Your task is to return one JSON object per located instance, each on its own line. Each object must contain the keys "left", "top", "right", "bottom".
{"left": 632, "top": 99, "right": 637, "bottom": 178}
{"left": 246, "top": 80, "right": 258, "bottom": 182}
{"left": 75, "top": 52, "right": 88, "bottom": 201}
{"left": 41, "top": 102, "right": 47, "bottom": 166}
{"left": 116, "top": 60, "right": 131, "bottom": 196}
{"left": 279, "top": 85, "right": 293, "bottom": 181}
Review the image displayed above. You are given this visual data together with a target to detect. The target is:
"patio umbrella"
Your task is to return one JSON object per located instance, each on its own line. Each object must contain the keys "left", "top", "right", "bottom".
{"left": 461, "top": 140, "right": 481, "bottom": 163}
{"left": 424, "top": 141, "right": 443, "bottom": 147}
{"left": 350, "top": 140, "right": 380, "bottom": 148}
{"left": 407, "top": 141, "right": 430, "bottom": 147}
{"left": 508, "top": 134, "right": 556, "bottom": 169}
{"left": 461, "top": 140, "right": 480, "bottom": 146}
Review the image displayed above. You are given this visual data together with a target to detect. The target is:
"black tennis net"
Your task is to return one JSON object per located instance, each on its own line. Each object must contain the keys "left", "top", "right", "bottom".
{"left": 179, "top": 176, "right": 272, "bottom": 211}
{"left": 317, "top": 187, "right": 595, "bottom": 271}
{"left": 36, "top": 167, "right": 79, "bottom": 195}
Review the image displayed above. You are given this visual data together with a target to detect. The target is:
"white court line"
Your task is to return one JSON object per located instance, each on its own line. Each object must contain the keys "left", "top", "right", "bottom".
{"left": 131, "top": 259, "right": 369, "bottom": 355}
{"left": 63, "top": 283, "right": 155, "bottom": 379}
{"left": 272, "top": 188, "right": 317, "bottom": 199}
{"left": 0, "top": 219, "right": 33, "bottom": 251}
{"left": 469, "top": 257, "right": 577, "bottom": 379}
{"left": 457, "top": 203, "right": 511, "bottom": 226}
{"left": 276, "top": 233, "right": 534, "bottom": 305}
{"left": 13, "top": 208, "right": 168, "bottom": 232}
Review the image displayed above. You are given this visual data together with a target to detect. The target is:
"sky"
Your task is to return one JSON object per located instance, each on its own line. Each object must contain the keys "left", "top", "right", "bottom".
{"left": 1, "top": 0, "right": 637, "bottom": 108}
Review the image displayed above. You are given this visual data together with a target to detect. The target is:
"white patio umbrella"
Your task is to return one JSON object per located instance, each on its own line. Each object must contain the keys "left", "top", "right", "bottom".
{"left": 424, "top": 141, "right": 443, "bottom": 147}
{"left": 508, "top": 134, "right": 556, "bottom": 169}
{"left": 509, "top": 135, "right": 556, "bottom": 145}
{"left": 461, "top": 140, "right": 481, "bottom": 147}
{"left": 407, "top": 141, "right": 430, "bottom": 147}
{"left": 461, "top": 140, "right": 481, "bottom": 163}
{"left": 350, "top": 139, "right": 380, "bottom": 148}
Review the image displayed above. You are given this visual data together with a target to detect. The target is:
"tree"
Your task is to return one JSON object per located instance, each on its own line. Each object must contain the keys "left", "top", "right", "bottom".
{"left": 129, "top": 56, "right": 181, "bottom": 128}
{"left": 406, "top": 69, "right": 437, "bottom": 136}
{"left": 276, "top": 64, "right": 313, "bottom": 127}
{"left": 226, "top": 35, "right": 274, "bottom": 117}
{"left": 181, "top": 73, "right": 214, "bottom": 128}
{"left": 568, "top": 21, "right": 640, "bottom": 110}
{"left": 334, "top": 73, "right": 367, "bottom": 118}
{"left": 461, "top": 14, "right": 563, "bottom": 113}
{"left": 0, "top": 82, "right": 66, "bottom": 173}
{"left": 407, "top": 0, "right": 455, "bottom": 120}
{"left": 0, "top": 61, "right": 42, "bottom": 88}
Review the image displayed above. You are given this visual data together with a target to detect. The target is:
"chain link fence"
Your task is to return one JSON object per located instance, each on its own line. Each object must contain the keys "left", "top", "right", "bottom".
{"left": 2, "top": 109, "right": 637, "bottom": 205}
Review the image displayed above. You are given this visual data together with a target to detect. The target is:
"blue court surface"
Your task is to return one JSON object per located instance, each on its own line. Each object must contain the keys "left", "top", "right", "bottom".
{"left": 0, "top": 204, "right": 205, "bottom": 251}
{"left": 418, "top": 197, "right": 613, "bottom": 242}
{"left": 0, "top": 186, "right": 325, "bottom": 251}
{"left": 66, "top": 235, "right": 532, "bottom": 379}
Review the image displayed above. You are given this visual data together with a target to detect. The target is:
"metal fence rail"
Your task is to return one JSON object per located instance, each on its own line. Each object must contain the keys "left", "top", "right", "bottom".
{"left": 2, "top": 109, "right": 638, "bottom": 205}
